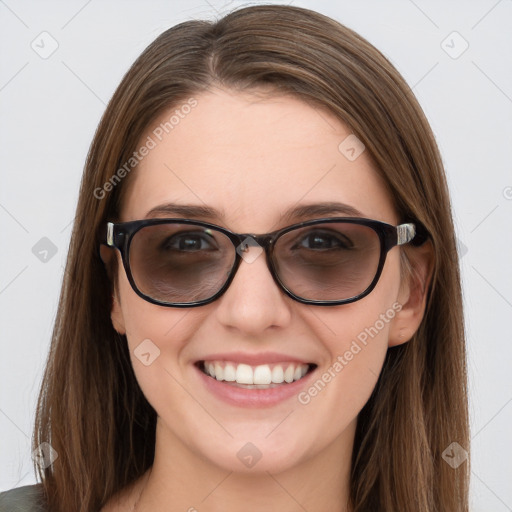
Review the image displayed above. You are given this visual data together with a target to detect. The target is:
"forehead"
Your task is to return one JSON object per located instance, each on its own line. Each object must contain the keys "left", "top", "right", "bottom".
{"left": 121, "top": 87, "right": 397, "bottom": 230}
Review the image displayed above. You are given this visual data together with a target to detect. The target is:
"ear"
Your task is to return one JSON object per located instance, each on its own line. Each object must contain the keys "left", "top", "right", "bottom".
{"left": 100, "top": 245, "right": 127, "bottom": 336}
{"left": 110, "top": 292, "right": 126, "bottom": 335}
{"left": 388, "top": 240, "right": 434, "bottom": 347}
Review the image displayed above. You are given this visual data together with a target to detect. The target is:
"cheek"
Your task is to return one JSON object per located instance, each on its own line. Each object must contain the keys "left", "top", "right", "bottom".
{"left": 116, "top": 260, "right": 201, "bottom": 344}
{"left": 292, "top": 252, "right": 402, "bottom": 437}
{"left": 297, "top": 302, "right": 391, "bottom": 412}
{"left": 114, "top": 267, "right": 199, "bottom": 394}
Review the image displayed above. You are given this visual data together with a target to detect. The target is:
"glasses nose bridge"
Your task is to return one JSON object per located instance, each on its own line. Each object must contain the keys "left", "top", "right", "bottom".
{"left": 225, "top": 232, "right": 279, "bottom": 295}
{"left": 234, "top": 232, "right": 275, "bottom": 256}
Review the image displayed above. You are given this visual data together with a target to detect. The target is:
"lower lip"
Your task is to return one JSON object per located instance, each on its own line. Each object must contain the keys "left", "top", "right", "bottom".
{"left": 195, "top": 364, "right": 316, "bottom": 408}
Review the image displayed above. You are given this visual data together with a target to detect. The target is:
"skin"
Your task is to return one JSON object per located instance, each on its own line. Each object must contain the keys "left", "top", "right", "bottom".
{"left": 101, "top": 87, "right": 432, "bottom": 512}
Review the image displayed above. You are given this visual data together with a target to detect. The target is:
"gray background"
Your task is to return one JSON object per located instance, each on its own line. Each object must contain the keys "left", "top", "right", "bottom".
{"left": 1, "top": 0, "right": 511, "bottom": 510}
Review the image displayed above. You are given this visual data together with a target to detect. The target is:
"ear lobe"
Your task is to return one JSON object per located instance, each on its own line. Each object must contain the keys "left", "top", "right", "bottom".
{"left": 99, "top": 244, "right": 114, "bottom": 280}
{"left": 388, "top": 240, "right": 434, "bottom": 347}
{"left": 110, "top": 291, "right": 126, "bottom": 335}
{"left": 101, "top": 247, "right": 126, "bottom": 335}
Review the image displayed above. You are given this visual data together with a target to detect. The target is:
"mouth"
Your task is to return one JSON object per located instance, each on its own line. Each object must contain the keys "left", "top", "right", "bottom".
{"left": 195, "top": 360, "right": 318, "bottom": 389}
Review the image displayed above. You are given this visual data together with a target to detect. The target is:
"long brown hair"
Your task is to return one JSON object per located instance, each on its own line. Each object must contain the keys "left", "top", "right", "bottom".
{"left": 33, "top": 5, "right": 469, "bottom": 511}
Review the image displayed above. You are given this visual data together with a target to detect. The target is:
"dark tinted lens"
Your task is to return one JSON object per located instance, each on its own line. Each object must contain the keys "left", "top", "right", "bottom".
{"left": 273, "top": 222, "right": 381, "bottom": 301}
{"left": 129, "top": 223, "right": 235, "bottom": 303}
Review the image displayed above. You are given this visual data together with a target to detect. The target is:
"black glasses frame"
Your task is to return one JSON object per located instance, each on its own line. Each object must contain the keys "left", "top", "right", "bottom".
{"left": 102, "top": 217, "right": 425, "bottom": 307}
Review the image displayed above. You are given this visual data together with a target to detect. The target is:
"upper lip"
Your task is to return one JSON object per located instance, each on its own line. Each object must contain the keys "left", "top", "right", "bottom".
{"left": 196, "top": 351, "right": 316, "bottom": 366}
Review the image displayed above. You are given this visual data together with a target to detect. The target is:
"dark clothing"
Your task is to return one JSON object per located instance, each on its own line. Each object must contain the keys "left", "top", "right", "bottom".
{"left": 0, "top": 485, "right": 48, "bottom": 512}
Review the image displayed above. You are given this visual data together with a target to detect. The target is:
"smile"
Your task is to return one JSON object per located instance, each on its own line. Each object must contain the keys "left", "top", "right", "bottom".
{"left": 198, "top": 361, "right": 317, "bottom": 388}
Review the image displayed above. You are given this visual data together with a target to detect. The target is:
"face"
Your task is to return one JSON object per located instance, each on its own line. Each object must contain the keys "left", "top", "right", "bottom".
{"left": 110, "top": 87, "right": 414, "bottom": 475}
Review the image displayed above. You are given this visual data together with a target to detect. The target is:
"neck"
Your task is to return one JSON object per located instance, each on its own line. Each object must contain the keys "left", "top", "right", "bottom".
{"left": 133, "top": 418, "right": 355, "bottom": 512}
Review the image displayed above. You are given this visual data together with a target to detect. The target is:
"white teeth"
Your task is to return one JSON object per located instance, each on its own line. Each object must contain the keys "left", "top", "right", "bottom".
{"left": 203, "top": 361, "right": 311, "bottom": 385}
{"left": 271, "top": 365, "right": 284, "bottom": 384}
{"left": 223, "top": 363, "right": 236, "bottom": 382}
{"left": 236, "top": 364, "right": 253, "bottom": 384}
{"left": 284, "top": 365, "right": 295, "bottom": 383}
{"left": 214, "top": 363, "right": 224, "bottom": 381}
{"left": 253, "top": 365, "right": 272, "bottom": 385}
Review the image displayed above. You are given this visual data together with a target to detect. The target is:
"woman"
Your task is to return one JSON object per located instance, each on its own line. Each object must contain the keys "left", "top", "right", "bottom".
{"left": 0, "top": 4, "right": 469, "bottom": 511}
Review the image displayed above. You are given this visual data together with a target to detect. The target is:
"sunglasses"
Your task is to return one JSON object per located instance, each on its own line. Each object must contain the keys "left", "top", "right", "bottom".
{"left": 102, "top": 217, "right": 426, "bottom": 307}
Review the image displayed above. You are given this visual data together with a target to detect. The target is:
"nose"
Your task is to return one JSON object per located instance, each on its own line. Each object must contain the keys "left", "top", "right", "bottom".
{"left": 214, "top": 245, "right": 292, "bottom": 335}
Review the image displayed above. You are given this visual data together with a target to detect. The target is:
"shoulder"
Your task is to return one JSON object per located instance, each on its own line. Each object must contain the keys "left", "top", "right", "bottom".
{"left": 0, "top": 484, "right": 48, "bottom": 512}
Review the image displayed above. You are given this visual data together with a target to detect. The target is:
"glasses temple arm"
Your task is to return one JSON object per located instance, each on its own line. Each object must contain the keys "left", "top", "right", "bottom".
{"left": 396, "top": 223, "right": 416, "bottom": 245}
{"left": 106, "top": 222, "right": 115, "bottom": 247}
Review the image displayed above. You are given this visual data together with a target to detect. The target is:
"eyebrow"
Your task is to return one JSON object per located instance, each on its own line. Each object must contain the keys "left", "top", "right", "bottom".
{"left": 145, "top": 203, "right": 220, "bottom": 219}
{"left": 279, "top": 202, "right": 364, "bottom": 223}
{"left": 145, "top": 201, "right": 364, "bottom": 225}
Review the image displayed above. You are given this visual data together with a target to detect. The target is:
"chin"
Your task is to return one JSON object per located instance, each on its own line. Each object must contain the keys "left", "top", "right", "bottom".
{"left": 196, "top": 433, "right": 311, "bottom": 475}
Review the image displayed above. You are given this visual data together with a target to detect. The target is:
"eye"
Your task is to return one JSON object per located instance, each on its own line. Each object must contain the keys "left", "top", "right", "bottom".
{"left": 294, "top": 230, "right": 353, "bottom": 250}
{"left": 161, "top": 232, "right": 217, "bottom": 251}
